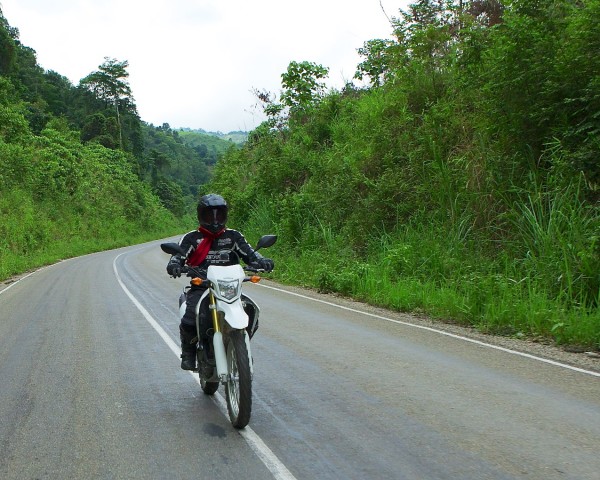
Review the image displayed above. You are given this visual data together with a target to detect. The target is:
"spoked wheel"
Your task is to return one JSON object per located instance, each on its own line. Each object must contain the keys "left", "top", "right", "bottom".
{"left": 224, "top": 330, "right": 252, "bottom": 429}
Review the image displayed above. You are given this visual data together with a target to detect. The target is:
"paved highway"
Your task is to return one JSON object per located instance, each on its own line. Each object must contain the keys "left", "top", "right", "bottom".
{"left": 0, "top": 240, "right": 598, "bottom": 479}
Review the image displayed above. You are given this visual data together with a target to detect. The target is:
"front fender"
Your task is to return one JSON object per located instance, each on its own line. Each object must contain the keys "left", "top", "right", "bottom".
{"left": 218, "top": 300, "right": 248, "bottom": 329}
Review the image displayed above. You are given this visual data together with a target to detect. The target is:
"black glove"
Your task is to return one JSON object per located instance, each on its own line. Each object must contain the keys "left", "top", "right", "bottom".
{"left": 167, "top": 257, "right": 183, "bottom": 277}
{"left": 256, "top": 257, "right": 274, "bottom": 272}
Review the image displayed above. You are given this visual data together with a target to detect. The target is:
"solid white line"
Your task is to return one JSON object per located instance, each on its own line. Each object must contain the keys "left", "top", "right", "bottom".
{"left": 259, "top": 284, "right": 600, "bottom": 378}
{"left": 113, "top": 253, "right": 297, "bottom": 480}
{"left": 210, "top": 393, "right": 298, "bottom": 480}
{"left": 0, "top": 271, "right": 38, "bottom": 296}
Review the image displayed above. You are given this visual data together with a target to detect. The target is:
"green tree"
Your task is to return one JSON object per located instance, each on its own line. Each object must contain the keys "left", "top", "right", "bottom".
{"left": 281, "top": 61, "right": 329, "bottom": 112}
{"left": 40, "top": 70, "right": 74, "bottom": 117}
{"left": 393, "top": 0, "right": 458, "bottom": 65}
{"left": 355, "top": 39, "right": 398, "bottom": 87}
{"left": 81, "top": 112, "right": 118, "bottom": 148}
{"left": 149, "top": 149, "right": 171, "bottom": 184}
{"left": 0, "top": 10, "right": 17, "bottom": 74}
{"left": 153, "top": 179, "right": 185, "bottom": 216}
{"left": 79, "top": 57, "right": 136, "bottom": 149}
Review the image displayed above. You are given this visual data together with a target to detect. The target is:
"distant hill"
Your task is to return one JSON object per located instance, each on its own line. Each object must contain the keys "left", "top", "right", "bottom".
{"left": 178, "top": 128, "right": 248, "bottom": 146}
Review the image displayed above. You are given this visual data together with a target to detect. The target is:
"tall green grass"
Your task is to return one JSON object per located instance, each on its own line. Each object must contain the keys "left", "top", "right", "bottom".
{"left": 233, "top": 197, "right": 599, "bottom": 350}
{"left": 504, "top": 179, "right": 598, "bottom": 309}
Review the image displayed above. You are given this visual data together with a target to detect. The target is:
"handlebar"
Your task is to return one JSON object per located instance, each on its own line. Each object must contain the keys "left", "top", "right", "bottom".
{"left": 175, "top": 263, "right": 267, "bottom": 279}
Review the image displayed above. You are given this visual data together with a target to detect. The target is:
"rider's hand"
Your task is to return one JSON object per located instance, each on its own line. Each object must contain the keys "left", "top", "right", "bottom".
{"left": 167, "top": 260, "right": 182, "bottom": 277}
{"left": 257, "top": 257, "right": 274, "bottom": 272}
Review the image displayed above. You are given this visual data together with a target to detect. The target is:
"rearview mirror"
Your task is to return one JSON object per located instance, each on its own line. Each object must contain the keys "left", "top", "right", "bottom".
{"left": 161, "top": 242, "right": 185, "bottom": 256}
{"left": 256, "top": 234, "right": 277, "bottom": 250}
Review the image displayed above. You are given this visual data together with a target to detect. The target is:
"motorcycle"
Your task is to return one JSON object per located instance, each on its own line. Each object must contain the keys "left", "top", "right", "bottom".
{"left": 161, "top": 234, "right": 276, "bottom": 429}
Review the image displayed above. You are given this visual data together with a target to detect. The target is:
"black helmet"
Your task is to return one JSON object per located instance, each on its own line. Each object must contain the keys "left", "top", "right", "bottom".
{"left": 197, "top": 194, "right": 228, "bottom": 233}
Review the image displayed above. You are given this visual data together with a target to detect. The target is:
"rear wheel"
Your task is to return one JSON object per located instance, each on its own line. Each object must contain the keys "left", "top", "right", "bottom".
{"left": 225, "top": 330, "right": 252, "bottom": 429}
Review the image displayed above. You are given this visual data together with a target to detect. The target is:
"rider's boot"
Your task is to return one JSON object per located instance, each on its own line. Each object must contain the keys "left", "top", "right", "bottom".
{"left": 179, "top": 325, "right": 197, "bottom": 370}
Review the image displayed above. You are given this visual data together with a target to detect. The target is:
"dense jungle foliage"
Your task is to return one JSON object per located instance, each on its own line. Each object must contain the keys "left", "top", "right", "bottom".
{"left": 0, "top": 8, "right": 234, "bottom": 278}
{"left": 209, "top": 0, "right": 599, "bottom": 349}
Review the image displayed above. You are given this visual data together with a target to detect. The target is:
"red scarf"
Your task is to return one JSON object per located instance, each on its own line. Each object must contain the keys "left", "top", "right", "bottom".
{"left": 186, "top": 226, "right": 226, "bottom": 266}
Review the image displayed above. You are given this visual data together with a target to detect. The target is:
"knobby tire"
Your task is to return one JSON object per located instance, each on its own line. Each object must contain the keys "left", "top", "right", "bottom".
{"left": 225, "top": 330, "right": 252, "bottom": 429}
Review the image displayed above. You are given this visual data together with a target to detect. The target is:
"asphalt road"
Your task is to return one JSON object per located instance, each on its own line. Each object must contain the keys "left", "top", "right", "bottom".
{"left": 1, "top": 240, "right": 598, "bottom": 480}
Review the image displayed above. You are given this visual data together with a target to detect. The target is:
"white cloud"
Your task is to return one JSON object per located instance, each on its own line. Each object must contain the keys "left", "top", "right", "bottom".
{"left": 1, "top": 0, "right": 405, "bottom": 132}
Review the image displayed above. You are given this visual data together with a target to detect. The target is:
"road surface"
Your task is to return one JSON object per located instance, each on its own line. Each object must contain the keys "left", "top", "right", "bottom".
{"left": 1, "top": 240, "right": 598, "bottom": 479}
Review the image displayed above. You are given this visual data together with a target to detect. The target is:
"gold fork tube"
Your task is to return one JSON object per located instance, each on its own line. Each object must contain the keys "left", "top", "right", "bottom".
{"left": 209, "top": 291, "right": 221, "bottom": 333}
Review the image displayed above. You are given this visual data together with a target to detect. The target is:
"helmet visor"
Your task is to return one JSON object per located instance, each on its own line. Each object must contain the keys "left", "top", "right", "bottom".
{"left": 201, "top": 207, "right": 227, "bottom": 225}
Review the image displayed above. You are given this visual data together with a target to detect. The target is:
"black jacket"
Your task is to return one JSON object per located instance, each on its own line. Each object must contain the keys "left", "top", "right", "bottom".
{"left": 170, "top": 228, "right": 262, "bottom": 272}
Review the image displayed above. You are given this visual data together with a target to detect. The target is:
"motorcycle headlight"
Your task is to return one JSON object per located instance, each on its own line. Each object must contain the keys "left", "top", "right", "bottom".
{"left": 217, "top": 278, "right": 240, "bottom": 301}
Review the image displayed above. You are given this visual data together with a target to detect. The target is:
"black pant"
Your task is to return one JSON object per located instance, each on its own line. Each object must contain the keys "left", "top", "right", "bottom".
{"left": 180, "top": 286, "right": 210, "bottom": 336}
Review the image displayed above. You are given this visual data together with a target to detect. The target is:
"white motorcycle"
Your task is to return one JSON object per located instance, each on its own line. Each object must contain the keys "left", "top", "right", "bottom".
{"left": 161, "top": 234, "right": 276, "bottom": 429}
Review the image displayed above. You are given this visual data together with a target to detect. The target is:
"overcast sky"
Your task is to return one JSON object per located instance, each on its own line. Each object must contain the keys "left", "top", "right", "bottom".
{"left": 1, "top": 0, "right": 407, "bottom": 132}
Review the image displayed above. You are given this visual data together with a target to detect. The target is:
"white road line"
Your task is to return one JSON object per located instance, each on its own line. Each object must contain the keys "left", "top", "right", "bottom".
{"left": 113, "top": 253, "right": 297, "bottom": 480}
{"left": 259, "top": 284, "right": 600, "bottom": 378}
{"left": 0, "top": 271, "right": 38, "bottom": 295}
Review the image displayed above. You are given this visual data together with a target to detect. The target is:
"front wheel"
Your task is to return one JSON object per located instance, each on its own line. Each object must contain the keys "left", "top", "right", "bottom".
{"left": 224, "top": 330, "right": 252, "bottom": 429}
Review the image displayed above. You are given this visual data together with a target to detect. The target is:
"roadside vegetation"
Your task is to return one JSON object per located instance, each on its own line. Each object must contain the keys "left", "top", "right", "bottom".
{"left": 209, "top": 0, "right": 599, "bottom": 350}
{"left": 0, "top": 1, "right": 597, "bottom": 350}
{"left": 0, "top": 10, "right": 215, "bottom": 278}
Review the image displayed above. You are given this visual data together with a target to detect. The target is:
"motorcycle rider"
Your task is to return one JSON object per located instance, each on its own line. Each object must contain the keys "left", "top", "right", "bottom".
{"left": 166, "top": 194, "right": 274, "bottom": 370}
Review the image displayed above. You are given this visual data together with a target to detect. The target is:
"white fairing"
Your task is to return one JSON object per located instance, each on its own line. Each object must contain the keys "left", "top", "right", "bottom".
{"left": 218, "top": 300, "right": 249, "bottom": 328}
{"left": 207, "top": 264, "right": 249, "bottom": 329}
